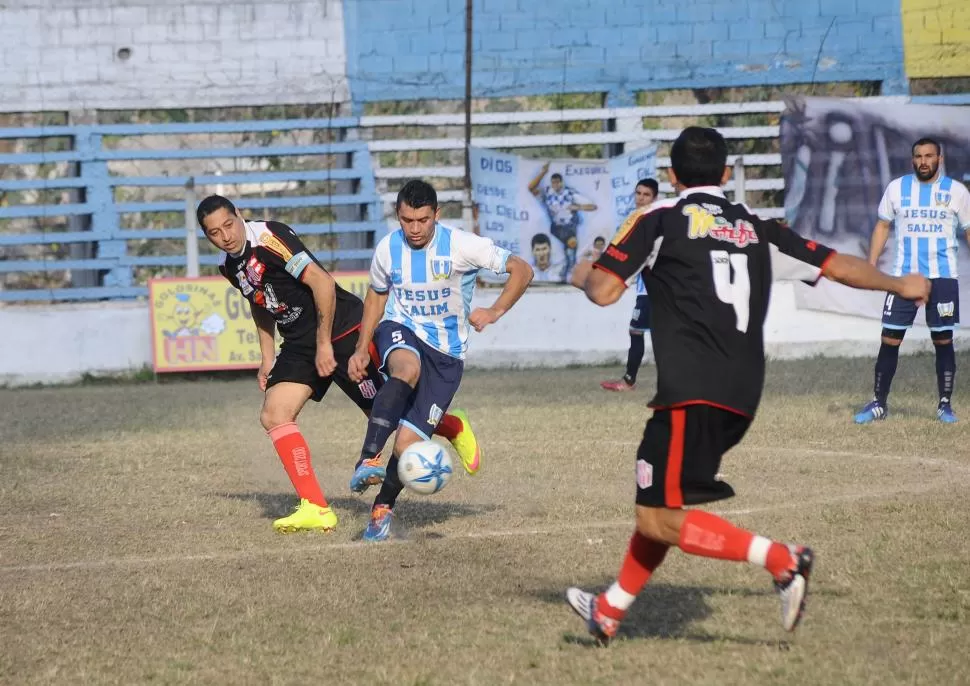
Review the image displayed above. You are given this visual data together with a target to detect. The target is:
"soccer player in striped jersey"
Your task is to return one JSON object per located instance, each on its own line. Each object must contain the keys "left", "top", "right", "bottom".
{"left": 601, "top": 178, "right": 660, "bottom": 391}
{"left": 854, "top": 138, "right": 970, "bottom": 424}
{"left": 347, "top": 180, "right": 534, "bottom": 541}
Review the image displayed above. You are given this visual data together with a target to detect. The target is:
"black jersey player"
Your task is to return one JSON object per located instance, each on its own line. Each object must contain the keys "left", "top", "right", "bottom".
{"left": 564, "top": 127, "right": 930, "bottom": 642}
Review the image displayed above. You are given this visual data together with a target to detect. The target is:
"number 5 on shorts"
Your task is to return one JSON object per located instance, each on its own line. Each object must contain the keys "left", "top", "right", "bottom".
{"left": 391, "top": 330, "right": 404, "bottom": 344}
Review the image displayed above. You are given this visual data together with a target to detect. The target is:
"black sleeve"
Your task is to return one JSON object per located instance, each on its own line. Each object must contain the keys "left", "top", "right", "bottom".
{"left": 261, "top": 221, "right": 317, "bottom": 280}
{"left": 759, "top": 218, "right": 836, "bottom": 285}
{"left": 593, "top": 208, "right": 663, "bottom": 284}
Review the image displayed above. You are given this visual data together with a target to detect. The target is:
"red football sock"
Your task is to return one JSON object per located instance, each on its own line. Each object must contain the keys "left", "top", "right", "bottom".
{"left": 598, "top": 532, "right": 669, "bottom": 619}
{"left": 434, "top": 413, "right": 463, "bottom": 440}
{"left": 678, "top": 510, "right": 792, "bottom": 578}
{"left": 267, "top": 422, "right": 327, "bottom": 507}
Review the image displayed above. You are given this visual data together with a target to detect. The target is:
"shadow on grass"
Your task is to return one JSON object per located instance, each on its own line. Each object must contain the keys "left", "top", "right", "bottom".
{"left": 220, "top": 491, "right": 501, "bottom": 530}
{"left": 532, "top": 582, "right": 843, "bottom": 648}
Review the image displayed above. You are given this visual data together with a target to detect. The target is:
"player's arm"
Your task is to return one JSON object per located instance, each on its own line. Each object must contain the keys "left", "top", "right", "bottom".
{"left": 469, "top": 255, "right": 533, "bottom": 332}
{"left": 867, "top": 219, "right": 892, "bottom": 266}
{"left": 301, "top": 263, "right": 338, "bottom": 377}
{"left": 573, "top": 210, "right": 661, "bottom": 306}
{"left": 528, "top": 162, "right": 550, "bottom": 196}
{"left": 761, "top": 218, "right": 930, "bottom": 303}
{"left": 868, "top": 182, "right": 897, "bottom": 266}
{"left": 349, "top": 240, "right": 392, "bottom": 382}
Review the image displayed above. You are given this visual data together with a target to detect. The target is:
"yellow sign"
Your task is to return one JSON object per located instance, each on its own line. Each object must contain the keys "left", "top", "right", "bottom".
{"left": 149, "top": 272, "right": 371, "bottom": 373}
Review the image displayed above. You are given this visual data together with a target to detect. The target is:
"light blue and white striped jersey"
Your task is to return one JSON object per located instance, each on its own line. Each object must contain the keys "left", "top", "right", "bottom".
{"left": 878, "top": 174, "right": 970, "bottom": 278}
{"left": 370, "top": 224, "right": 511, "bottom": 359}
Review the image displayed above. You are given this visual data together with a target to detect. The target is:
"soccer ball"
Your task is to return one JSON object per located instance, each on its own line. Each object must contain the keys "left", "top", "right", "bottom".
{"left": 397, "top": 440, "right": 455, "bottom": 496}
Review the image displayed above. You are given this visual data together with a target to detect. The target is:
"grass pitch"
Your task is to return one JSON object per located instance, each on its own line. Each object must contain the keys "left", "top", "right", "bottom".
{"left": 1, "top": 354, "right": 968, "bottom": 685}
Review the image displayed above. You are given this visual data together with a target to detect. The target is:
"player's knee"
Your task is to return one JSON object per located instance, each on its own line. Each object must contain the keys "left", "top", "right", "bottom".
{"left": 389, "top": 364, "right": 420, "bottom": 387}
{"left": 260, "top": 404, "right": 297, "bottom": 431}
{"left": 931, "top": 332, "right": 953, "bottom": 345}
{"left": 881, "top": 328, "right": 905, "bottom": 345}
{"left": 635, "top": 507, "right": 666, "bottom": 543}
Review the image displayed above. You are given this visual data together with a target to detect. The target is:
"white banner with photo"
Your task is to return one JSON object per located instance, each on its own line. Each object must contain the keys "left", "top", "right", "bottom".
{"left": 782, "top": 97, "right": 970, "bottom": 327}
{"left": 470, "top": 145, "right": 657, "bottom": 284}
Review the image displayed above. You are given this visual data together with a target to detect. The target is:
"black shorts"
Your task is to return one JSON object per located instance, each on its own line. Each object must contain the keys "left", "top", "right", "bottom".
{"left": 630, "top": 294, "right": 651, "bottom": 332}
{"left": 635, "top": 405, "right": 751, "bottom": 508}
{"left": 265, "top": 327, "right": 382, "bottom": 411}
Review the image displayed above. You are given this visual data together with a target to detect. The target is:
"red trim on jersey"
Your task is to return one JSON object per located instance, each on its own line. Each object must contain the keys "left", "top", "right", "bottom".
{"left": 650, "top": 399, "right": 752, "bottom": 419}
{"left": 331, "top": 323, "right": 361, "bottom": 343}
{"left": 665, "top": 409, "right": 686, "bottom": 508}
{"left": 591, "top": 263, "right": 630, "bottom": 287}
{"left": 813, "top": 250, "right": 838, "bottom": 285}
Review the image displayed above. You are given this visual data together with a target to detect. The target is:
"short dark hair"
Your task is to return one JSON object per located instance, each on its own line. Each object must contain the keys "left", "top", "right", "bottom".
{"left": 196, "top": 194, "right": 237, "bottom": 227}
{"left": 593, "top": 235, "right": 606, "bottom": 245}
{"left": 531, "top": 233, "right": 551, "bottom": 248}
{"left": 396, "top": 179, "right": 438, "bottom": 212}
{"left": 550, "top": 173, "right": 563, "bottom": 182}
{"left": 670, "top": 126, "right": 728, "bottom": 188}
{"left": 636, "top": 178, "right": 659, "bottom": 195}
{"left": 912, "top": 137, "right": 941, "bottom": 155}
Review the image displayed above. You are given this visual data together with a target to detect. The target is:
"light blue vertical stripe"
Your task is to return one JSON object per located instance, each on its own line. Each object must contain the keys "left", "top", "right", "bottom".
{"left": 937, "top": 237, "right": 951, "bottom": 278}
{"left": 390, "top": 231, "right": 403, "bottom": 284}
{"left": 917, "top": 237, "right": 930, "bottom": 275}
{"left": 919, "top": 180, "right": 933, "bottom": 208}
{"left": 939, "top": 176, "right": 953, "bottom": 192}
{"left": 421, "top": 321, "right": 440, "bottom": 349}
{"left": 901, "top": 175, "right": 914, "bottom": 208}
{"left": 436, "top": 224, "right": 451, "bottom": 258}
{"left": 410, "top": 246, "right": 427, "bottom": 283}
{"left": 444, "top": 314, "right": 461, "bottom": 356}
{"left": 461, "top": 270, "right": 477, "bottom": 316}
{"left": 902, "top": 236, "right": 913, "bottom": 273}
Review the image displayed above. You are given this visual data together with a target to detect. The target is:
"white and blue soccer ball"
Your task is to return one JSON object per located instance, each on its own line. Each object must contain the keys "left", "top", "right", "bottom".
{"left": 398, "top": 440, "right": 454, "bottom": 496}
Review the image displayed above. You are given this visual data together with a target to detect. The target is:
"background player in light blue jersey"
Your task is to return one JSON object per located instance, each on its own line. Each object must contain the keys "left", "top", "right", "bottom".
{"left": 347, "top": 180, "right": 534, "bottom": 541}
{"left": 601, "top": 178, "right": 659, "bottom": 391}
{"left": 854, "top": 138, "right": 970, "bottom": 424}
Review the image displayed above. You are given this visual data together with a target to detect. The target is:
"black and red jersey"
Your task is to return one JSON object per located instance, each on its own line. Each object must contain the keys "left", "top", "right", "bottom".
{"left": 595, "top": 187, "right": 836, "bottom": 417}
{"left": 219, "top": 221, "right": 362, "bottom": 348}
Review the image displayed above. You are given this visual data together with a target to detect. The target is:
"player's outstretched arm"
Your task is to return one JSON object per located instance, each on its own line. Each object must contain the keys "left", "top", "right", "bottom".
{"left": 469, "top": 255, "right": 534, "bottom": 332}
{"left": 822, "top": 253, "right": 930, "bottom": 304}
{"left": 528, "top": 162, "right": 550, "bottom": 196}
{"left": 867, "top": 219, "right": 892, "bottom": 266}
{"left": 251, "top": 306, "right": 277, "bottom": 391}
{"left": 571, "top": 259, "right": 625, "bottom": 306}
{"left": 349, "top": 288, "right": 389, "bottom": 382}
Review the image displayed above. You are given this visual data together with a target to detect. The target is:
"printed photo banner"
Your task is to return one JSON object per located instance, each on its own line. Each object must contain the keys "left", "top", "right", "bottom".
{"left": 470, "top": 144, "right": 658, "bottom": 283}
{"left": 782, "top": 97, "right": 970, "bottom": 326}
{"left": 149, "top": 272, "right": 370, "bottom": 372}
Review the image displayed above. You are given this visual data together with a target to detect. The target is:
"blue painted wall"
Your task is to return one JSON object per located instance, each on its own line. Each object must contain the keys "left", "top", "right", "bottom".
{"left": 343, "top": 0, "right": 907, "bottom": 104}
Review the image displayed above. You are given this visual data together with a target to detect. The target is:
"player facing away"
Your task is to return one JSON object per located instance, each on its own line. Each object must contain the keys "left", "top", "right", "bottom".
{"left": 565, "top": 127, "right": 930, "bottom": 643}
{"left": 853, "top": 138, "right": 970, "bottom": 425}
{"left": 346, "top": 180, "right": 534, "bottom": 542}
{"left": 197, "top": 195, "right": 472, "bottom": 533}
{"left": 601, "top": 178, "right": 660, "bottom": 392}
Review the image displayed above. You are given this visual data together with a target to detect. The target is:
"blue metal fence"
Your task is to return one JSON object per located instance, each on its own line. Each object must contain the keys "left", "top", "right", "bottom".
{"left": 0, "top": 118, "right": 382, "bottom": 302}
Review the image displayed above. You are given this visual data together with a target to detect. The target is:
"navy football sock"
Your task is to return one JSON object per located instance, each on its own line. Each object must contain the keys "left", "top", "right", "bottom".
{"left": 358, "top": 377, "right": 413, "bottom": 464}
{"left": 374, "top": 454, "right": 404, "bottom": 508}
{"left": 624, "top": 334, "right": 646, "bottom": 385}
{"left": 873, "top": 343, "right": 900, "bottom": 405}
{"left": 935, "top": 342, "right": 956, "bottom": 404}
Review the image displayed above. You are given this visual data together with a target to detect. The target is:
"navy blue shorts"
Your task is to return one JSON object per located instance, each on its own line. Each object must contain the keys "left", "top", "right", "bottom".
{"left": 374, "top": 320, "right": 464, "bottom": 439}
{"left": 882, "top": 277, "right": 960, "bottom": 332}
{"left": 630, "top": 294, "right": 651, "bottom": 332}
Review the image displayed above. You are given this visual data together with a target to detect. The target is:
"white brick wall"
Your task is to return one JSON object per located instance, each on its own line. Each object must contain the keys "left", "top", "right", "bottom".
{"left": 3, "top": 0, "right": 349, "bottom": 112}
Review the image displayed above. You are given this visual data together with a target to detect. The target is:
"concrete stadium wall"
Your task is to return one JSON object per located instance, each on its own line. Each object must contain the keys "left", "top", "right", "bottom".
{"left": 0, "top": 285, "right": 956, "bottom": 387}
{"left": 901, "top": 0, "right": 970, "bottom": 79}
{"left": 344, "top": 0, "right": 910, "bottom": 104}
{"left": 2, "top": 0, "right": 349, "bottom": 112}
